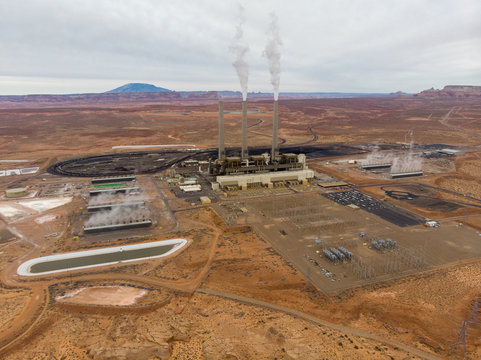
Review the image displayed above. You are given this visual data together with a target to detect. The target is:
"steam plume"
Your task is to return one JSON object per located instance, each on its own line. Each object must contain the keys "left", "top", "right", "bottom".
{"left": 230, "top": 5, "right": 249, "bottom": 101}
{"left": 85, "top": 205, "right": 150, "bottom": 227}
{"left": 86, "top": 190, "right": 151, "bottom": 226}
{"left": 263, "top": 12, "right": 282, "bottom": 100}
{"left": 391, "top": 155, "right": 423, "bottom": 173}
{"left": 88, "top": 190, "right": 147, "bottom": 206}
{"left": 391, "top": 130, "right": 423, "bottom": 173}
{"left": 362, "top": 142, "right": 423, "bottom": 174}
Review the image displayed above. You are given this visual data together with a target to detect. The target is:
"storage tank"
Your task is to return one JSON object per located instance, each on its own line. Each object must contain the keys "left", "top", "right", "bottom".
{"left": 5, "top": 187, "right": 28, "bottom": 198}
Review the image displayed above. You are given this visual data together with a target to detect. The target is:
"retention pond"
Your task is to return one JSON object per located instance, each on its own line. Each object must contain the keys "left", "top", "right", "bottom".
{"left": 17, "top": 238, "right": 187, "bottom": 276}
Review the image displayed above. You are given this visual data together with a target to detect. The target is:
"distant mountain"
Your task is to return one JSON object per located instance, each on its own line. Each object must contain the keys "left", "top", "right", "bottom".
{"left": 415, "top": 85, "right": 481, "bottom": 98}
{"left": 217, "top": 91, "right": 397, "bottom": 99}
{"left": 0, "top": 86, "right": 412, "bottom": 109}
{"left": 389, "top": 91, "right": 411, "bottom": 97}
{"left": 106, "top": 83, "right": 172, "bottom": 93}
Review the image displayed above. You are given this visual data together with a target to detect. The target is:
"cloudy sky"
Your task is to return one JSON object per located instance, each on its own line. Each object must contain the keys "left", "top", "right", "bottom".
{"left": 1, "top": 0, "right": 480, "bottom": 95}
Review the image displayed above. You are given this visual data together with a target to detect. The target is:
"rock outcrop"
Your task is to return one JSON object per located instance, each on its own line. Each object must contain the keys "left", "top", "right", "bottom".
{"left": 415, "top": 85, "right": 481, "bottom": 98}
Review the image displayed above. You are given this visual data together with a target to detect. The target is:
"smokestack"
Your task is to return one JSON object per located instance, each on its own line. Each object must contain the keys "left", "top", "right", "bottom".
{"left": 271, "top": 100, "right": 278, "bottom": 160}
{"left": 218, "top": 101, "right": 225, "bottom": 160}
{"left": 241, "top": 100, "right": 248, "bottom": 158}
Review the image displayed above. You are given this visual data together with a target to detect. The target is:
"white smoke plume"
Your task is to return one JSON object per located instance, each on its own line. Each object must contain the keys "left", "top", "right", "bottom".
{"left": 362, "top": 144, "right": 393, "bottom": 165}
{"left": 391, "top": 132, "right": 423, "bottom": 173}
{"left": 391, "top": 154, "right": 423, "bottom": 173}
{"left": 362, "top": 140, "right": 423, "bottom": 174}
{"left": 230, "top": 4, "right": 249, "bottom": 101}
{"left": 88, "top": 190, "right": 147, "bottom": 206}
{"left": 363, "top": 152, "right": 394, "bottom": 166}
{"left": 362, "top": 147, "right": 423, "bottom": 173}
{"left": 85, "top": 204, "right": 150, "bottom": 227}
{"left": 86, "top": 190, "right": 151, "bottom": 227}
{"left": 263, "top": 12, "right": 282, "bottom": 100}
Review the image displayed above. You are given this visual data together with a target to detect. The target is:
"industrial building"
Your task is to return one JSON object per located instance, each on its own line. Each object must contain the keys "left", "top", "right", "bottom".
{"left": 83, "top": 220, "right": 152, "bottom": 234}
{"left": 318, "top": 181, "right": 349, "bottom": 188}
{"left": 360, "top": 163, "right": 392, "bottom": 170}
{"left": 210, "top": 99, "right": 314, "bottom": 188}
{"left": 215, "top": 169, "right": 314, "bottom": 189}
{"left": 87, "top": 201, "right": 145, "bottom": 212}
{"left": 0, "top": 167, "right": 39, "bottom": 177}
{"left": 92, "top": 175, "right": 136, "bottom": 184}
{"left": 200, "top": 196, "right": 211, "bottom": 204}
{"left": 84, "top": 175, "right": 152, "bottom": 234}
{"left": 20, "top": 167, "right": 39, "bottom": 175}
{"left": 89, "top": 186, "right": 140, "bottom": 196}
{"left": 92, "top": 183, "right": 126, "bottom": 189}
{"left": 390, "top": 171, "right": 423, "bottom": 179}
{"left": 5, "top": 169, "right": 21, "bottom": 176}
{"left": 179, "top": 184, "right": 202, "bottom": 192}
{"left": 437, "top": 148, "right": 464, "bottom": 156}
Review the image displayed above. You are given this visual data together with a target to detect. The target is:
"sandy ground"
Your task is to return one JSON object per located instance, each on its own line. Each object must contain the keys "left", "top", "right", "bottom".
{"left": 34, "top": 214, "right": 57, "bottom": 224}
{"left": 0, "top": 197, "right": 72, "bottom": 221}
{"left": 3, "top": 292, "right": 429, "bottom": 360}
{"left": 18, "top": 197, "right": 72, "bottom": 213}
{"left": 0, "top": 97, "right": 480, "bottom": 160}
{"left": 0, "top": 204, "right": 29, "bottom": 219}
{"left": 0, "top": 288, "right": 31, "bottom": 330}
{"left": 56, "top": 286, "right": 147, "bottom": 306}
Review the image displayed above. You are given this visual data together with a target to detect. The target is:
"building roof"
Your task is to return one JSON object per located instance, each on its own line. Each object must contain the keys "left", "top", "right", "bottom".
{"left": 319, "top": 181, "right": 349, "bottom": 188}
{"left": 179, "top": 184, "right": 202, "bottom": 192}
{"left": 437, "top": 148, "right": 463, "bottom": 155}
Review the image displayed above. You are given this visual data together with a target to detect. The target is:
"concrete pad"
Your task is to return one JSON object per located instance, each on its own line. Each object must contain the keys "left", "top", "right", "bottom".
{"left": 19, "top": 197, "right": 72, "bottom": 213}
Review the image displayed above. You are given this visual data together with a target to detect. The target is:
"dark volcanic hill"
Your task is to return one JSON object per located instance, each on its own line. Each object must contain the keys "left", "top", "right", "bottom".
{"left": 106, "top": 83, "right": 172, "bottom": 93}
{"left": 415, "top": 85, "right": 481, "bottom": 98}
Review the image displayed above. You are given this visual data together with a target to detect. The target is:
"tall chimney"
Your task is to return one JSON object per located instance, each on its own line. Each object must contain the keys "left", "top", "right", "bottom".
{"left": 218, "top": 101, "right": 225, "bottom": 160}
{"left": 241, "top": 100, "right": 248, "bottom": 158}
{"left": 271, "top": 100, "right": 279, "bottom": 160}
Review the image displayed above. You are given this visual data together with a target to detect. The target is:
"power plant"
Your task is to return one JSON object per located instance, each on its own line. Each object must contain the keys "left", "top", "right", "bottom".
{"left": 210, "top": 98, "right": 313, "bottom": 189}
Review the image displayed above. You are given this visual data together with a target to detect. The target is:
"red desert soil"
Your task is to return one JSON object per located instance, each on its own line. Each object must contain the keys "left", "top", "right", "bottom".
{"left": 1, "top": 97, "right": 481, "bottom": 161}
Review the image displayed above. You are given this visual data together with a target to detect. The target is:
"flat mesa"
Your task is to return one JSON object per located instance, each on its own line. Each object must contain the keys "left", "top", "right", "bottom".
{"left": 17, "top": 238, "right": 187, "bottom": 276}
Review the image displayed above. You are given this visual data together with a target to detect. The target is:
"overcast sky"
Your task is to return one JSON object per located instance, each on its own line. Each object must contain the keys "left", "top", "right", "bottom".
{"left": 0, "top": 0, "right": 480, "bottom": 95}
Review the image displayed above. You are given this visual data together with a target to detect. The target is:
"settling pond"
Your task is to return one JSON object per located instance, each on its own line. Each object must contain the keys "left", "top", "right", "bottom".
{"left": 17, "top": 238, "right": 187, "bottom": 276}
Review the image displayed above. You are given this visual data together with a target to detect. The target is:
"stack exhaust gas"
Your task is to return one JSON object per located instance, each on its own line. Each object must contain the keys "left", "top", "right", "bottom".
{"left": 241, "top": 100, "right": 248, "bottom": 158}
{"left": 271, "top": 100, "right": 278, "bottom": 160}
{"left": 218, "top": 101, "right": 225, "bottom": 160}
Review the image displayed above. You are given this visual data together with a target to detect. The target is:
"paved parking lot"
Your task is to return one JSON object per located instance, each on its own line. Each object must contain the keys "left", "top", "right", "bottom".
{"left": 324, "top": 190, "right": 425, "bottom": 227}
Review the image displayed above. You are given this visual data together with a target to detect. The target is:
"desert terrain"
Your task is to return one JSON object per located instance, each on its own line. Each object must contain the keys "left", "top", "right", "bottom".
{"left": 0, "top": 95, "right": 480, "bottom": 359}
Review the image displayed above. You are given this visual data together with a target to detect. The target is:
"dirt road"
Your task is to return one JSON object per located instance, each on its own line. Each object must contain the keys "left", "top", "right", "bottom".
{"left": 439, "top": 106, "right": 481, "bottom": 140}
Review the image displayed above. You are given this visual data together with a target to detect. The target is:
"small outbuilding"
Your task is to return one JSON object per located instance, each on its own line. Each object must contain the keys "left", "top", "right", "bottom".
{"left": 200, "top": 196, "right": 211, "bottom": 204}
{"left": 425, "top": 220, "right": 440, "bottom": 228}
{"left": 179, "top": 185, "right": 202, "bottom": 192}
